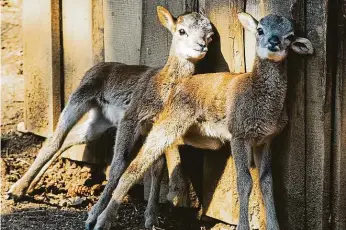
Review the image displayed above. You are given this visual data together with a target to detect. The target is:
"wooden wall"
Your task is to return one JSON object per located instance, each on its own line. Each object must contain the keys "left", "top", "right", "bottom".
{"left": 23, "top": 0, "right": 61, "bottom": 137}
{"left": 22, "top": 0, "right": 345, "bottom": 229}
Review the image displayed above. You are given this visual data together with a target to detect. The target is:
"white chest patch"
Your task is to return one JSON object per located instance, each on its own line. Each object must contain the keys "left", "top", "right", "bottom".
{"left": 102, "top": 104, "right": 126, "bottom": 126}
{"left": 200, "top": 122, "right": 232, "bottom": 141}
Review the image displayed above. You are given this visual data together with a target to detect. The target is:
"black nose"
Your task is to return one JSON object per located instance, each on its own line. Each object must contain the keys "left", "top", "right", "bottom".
{"left": 268, "top": 36, "right": 280, "bottom": 46}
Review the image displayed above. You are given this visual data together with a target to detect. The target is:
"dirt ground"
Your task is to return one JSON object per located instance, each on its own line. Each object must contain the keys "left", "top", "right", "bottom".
{"left": 1, "top": 0, "right": 24, "bottom": 135}
{"left": 0, "top": 1, "right": 236, "bottom": 229}
{"left": 1, "top": 133, "right": 225, "bottom": 230}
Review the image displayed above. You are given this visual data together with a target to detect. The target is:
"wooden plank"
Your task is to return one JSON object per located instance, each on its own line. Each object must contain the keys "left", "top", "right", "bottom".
{"left": 203, "top": 0, "right": 245, "bottom": 73}
{"left": 200, "top": 0, "right": 267, "bottom": 228}
{"left": 92, "top": 0, "right": 104, "bottom": 64}
{"left": 332, "top": 0, "right": 346, "bottom": 228}
{"left": 140, "top": 0, "right": 169, "bottom": 67}
{"left": 103, "top": 0, "right": 142, "bottom": 63}
{"left": 305, "top": 0, "right": 332, "bottom": 228}
{"left": 270, "top": 1, "right": 308, "bottom": 229}
{"left": 61, "top": 0, "right": 106, "bottom": 163}
{"left": 62, "top": 0, "right": 93, "bottom": 104}
{"left": 23, "top": 0, "right": 62, "bottom": 137}
{"left": 60, "top": 0, "right": 92, "bottom": 162}
{"left": 203, "top": 150, "right": 265, "bottom": 228}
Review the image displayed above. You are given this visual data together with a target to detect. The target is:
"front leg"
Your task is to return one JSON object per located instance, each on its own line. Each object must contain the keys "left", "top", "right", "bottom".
{"left": 231, "top": 138, "right": 252, "bottom": 230}
{"left": 259, "top": 141, "right": 279, "bottom": 230}
{"left": 85, "top": 118, "right": 138, "bottom": 230}
{"left": 92, "top": 109, "right": 194, "bottom": 229}
{"left": 165, "top": 144, "right": 189, "bottom": 207}
{"left": 144, "top": 156, "right": 165, "bottom": 228}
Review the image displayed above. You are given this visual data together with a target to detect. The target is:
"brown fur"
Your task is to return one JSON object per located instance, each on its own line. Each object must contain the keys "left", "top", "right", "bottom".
{"left": 91, "top": 13, "right": 313, "bottom": 230}
{"left": 7, "top": 7, "right": 214, "bottom": 230}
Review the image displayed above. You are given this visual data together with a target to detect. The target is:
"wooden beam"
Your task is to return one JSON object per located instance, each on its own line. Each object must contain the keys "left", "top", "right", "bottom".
{"left": 199, "top": 0, "right": 268, "bottom": 228}
{"left": 61, "top": 0, "right": 106, "bottom": 163}
{"left": 23, "top": 0, "right": 62, "bottom": 137}
{"left": 271, "top": 1, "right": 308, "bottom": 229}
{"left": 92, "top": 0, "right": 104, "bottom": 65}
{"left": 331, "top": 0, "right": 346, "bottom": 228}
{"left": 305, "top": 0, "right": 332, "bottom": 228}
{"left": 103, "top": 0, "right": 142, "bottom": 64}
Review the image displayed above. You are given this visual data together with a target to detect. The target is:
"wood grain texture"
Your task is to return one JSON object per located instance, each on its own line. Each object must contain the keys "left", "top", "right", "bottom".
{"left": 203, "top": 150, "right": 265, "bottom": 228}
{"left": 61, "top": 0, "right": 107, "bottom": 163}
{"left": 92, "top": 0, "right": 104, "bottom": 64}
{"left": 305, "top": 0, "right": 332, "bottom": 228}
{"left": 271, "top": 1, "right": 307, "bottom": 229}
{"left": 23, "top": 0, "right": 62, "bottom": 137}
{"left": 203, "top": 0, "right": 245, "bottom": 73}
{"left": 332, "top": 0, "right": 346, "bottom": 228}
{"left": 62, "top": 0, "right": 93, "bottom": 104}
{"left": 199, "top": 0, "right": 266, "bottom": 228}
{"left": 60, "top": 0, "right": 93, "bottom": 161}
{"left": 103, "top": 0, "right": 142, "bottom": 63}
{"left": 140, "top": 0, "right": 169, "bottom": 67}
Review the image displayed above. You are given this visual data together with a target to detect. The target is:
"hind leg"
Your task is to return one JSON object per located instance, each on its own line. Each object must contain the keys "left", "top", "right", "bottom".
{"left": 144, "top": 156, "right": 165, "bottom": 228}
{"left": 85, "top": 116, "right": 140, "bottom": 229}
{"left": 27, "top": 108, "right": 112, "bottom": 194}
{"left": 7, "top": 93, "right": 92, "bottom": 200}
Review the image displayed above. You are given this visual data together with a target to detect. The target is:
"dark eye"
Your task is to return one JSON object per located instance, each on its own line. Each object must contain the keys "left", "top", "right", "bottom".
{"left": 257, "top": 28, "right": 264, "bottom": 35}
{"left": 286, "top": 34, "right": 295, "bottom": 41}
{"left": 179, "top": 29, "right": 186, "bottom": 36}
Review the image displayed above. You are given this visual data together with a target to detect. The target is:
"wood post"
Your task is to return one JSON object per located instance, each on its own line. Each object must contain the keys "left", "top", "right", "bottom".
{"left": 332, "top": 0, "right": 346, "bottom": 228}
{"left": 23, "top": 0, "right": 62, "bottom": 137}
{"left": 271, "top": 1, "right": 308, "bottom": 229}
{"left": 305, "top": 0, "right": 332, "bottom": 228}
{"left": 199, "top": 0, "right": 266, "bottom": 228}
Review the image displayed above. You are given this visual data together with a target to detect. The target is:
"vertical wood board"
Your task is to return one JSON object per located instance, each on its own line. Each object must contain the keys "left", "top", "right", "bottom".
{"left": 332, "top": 0, "right": 346, "bottom": 228}
{"left": 305, "top": 0, "right": 332, "bottom": 228}
{"left": 23, "top": 0, "right": 62, "bottom": 137}
{"left": 103, "top": 0, "right": 142, "bottom": 63}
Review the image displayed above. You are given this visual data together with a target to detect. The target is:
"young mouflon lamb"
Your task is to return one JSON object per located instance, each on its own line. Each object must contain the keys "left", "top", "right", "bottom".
{"left": 90, "top": 12, "right": 313, "bottom": 230}
{"left": 7, "top": 7, "right": 214, "bottom": 229}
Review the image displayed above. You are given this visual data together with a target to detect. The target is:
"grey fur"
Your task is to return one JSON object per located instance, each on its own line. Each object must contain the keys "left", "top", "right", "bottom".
{"left": 90, "top": 13, "right": 313, "bottom": 230}
{"left": 7, "top": 7, "right": 213, "bottom": 230}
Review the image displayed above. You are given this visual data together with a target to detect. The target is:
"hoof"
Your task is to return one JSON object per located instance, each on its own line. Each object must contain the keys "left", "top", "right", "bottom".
{"left": 93, "top": 214, "right": 113, "bottom": 230}
{"left": 144, "top": 216, "right": 159, "bottom": 229}
{"left": 6, "top": 189, "right": 25, "bottom": 202}
{"left": 85, "top": 220, "right": 96, "bottom": 230}
{"left": 236, "top": 225, "right": 250, "bottom": 230}
{"left": 166, "top": 190, "right": 188, "bottom": 207}
{"left": 93, "top": 222, "right": 111, "bottom": 230}
{"left": 7, "top": 181, "right": 28, "bottom": 202}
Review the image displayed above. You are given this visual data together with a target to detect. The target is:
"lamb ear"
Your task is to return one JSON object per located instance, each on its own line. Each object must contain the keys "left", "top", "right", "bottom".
{"left": 238, "top": 12, "right": 258, "bottom": 34}
{"left": 291, "top": 37, "right": 314, "bottom": 55}
{"left": 157, "top": 6, "right": 176, "bottom": 32}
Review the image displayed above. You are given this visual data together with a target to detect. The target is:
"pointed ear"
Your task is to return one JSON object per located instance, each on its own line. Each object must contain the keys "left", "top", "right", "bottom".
{"left": 291, "top": 37, "right": 314, "bottom": 55}
{"left": 238, "top": 12, "right": 258, "bottom": 34}
{"left": 157, "top": 6, "right": 176, "bottom": 32}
